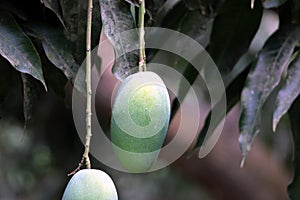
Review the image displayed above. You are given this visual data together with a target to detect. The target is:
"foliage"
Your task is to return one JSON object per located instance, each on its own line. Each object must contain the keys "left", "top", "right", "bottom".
{"left": 0, "top": 0, "right": 300, "bottom": 199}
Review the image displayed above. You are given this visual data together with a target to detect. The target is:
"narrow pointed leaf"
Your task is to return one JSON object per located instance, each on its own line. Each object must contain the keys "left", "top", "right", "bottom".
{"left": 161, "top": 1, "right": 215, "bottom": 120}
{"left": 288, "top": 96, "right": 300, "bottom": 200}
{"left": 40, "top": 0, "right": 65, "bottom": 27}
{"left": 21, "top": 73, "right": 39, "bottom": 127}
{"left": 209, "top": 0, "right": 262, "bottom": 74}
{"left": 239, "top": 25, "right": 300, "bottom": 163}
{"left": 196, "top": 65, "right": 250, "bottom": 148}
{"left": 25, "top": 23, "right": 79, "bottom": 83}
{"left": 0, "top": 11, "right": 46, "bottom": 90}
{"left": 100, "top": 0, "right": 139, "bottom": 80}
{"left": 273, "top": 53, "right": 300, "bottom": 131}
{"left": 124, "top": 0, "right": 140, "bottom": 7}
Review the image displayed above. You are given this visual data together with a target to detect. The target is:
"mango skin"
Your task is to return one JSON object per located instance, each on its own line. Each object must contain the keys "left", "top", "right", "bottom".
{"left": 61, "top": 169, "right": 118, "bottom": 200}
{"left": 111, "top": 72, "right": 170, "bottom": 172}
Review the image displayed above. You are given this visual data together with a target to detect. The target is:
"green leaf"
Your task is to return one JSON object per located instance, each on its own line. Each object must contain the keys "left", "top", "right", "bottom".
{"left": 25, "top": 23, "right": 79, "bottom": 83}
{"left": 100, "top": 0, "right": 139, "bottom": 80}
{"left": 0, "top": 11, "right": 46, "bottom": 90}
{"left": 60, "top": 0, "right": 101, "bottom": 63}
{"left": 273, "top": 52, "right": 300, "bottom": 131}
{"left": 209, "top": 0, "right": 263, "bottom": 74}
{"left": 262, "top": 0, "right": 288, "bottom": 8}
{"left": 21, "top": 73, "right": 39, "bottom": 127}
{"left": 40, "top": 0, "right": 65, "bottom": 27}
{"left": 239, "top": 25, "right": 300, "bottom": 165}
{"left": 288, "top": 95, "right": 300, "bottom": 200}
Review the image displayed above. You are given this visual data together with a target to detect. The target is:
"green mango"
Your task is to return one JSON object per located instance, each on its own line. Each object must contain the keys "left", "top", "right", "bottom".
{"left": 61, "top": 169, "right": 118, "bottom": 200}
{"left": 111, "top": 71, "right": 170, "bottom": 172}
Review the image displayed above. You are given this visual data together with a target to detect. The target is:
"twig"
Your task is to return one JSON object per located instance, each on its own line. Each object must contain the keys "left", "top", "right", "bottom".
{"left": 83, "top": 0, "right": 93, "bottom": 170}
{"left": 138, "top": 0, "right": 146, "bottom": 71}
{"left": 68, "top": 0, "right": 93, "bottom": 175}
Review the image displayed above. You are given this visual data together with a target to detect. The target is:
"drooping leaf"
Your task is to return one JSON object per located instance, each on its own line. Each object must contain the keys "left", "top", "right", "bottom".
{"left": 25, "top": 23, "right": 79, "bottom": 83}
{"left": 153, "top": 0, "right": 182, "bottom": 26}
{"left": 0, "top": 1, "right": 27, "bottom": 20}
{"left": 60, "top": 0, "right": 101, "bottom": 63}
{"left": 196, "top": 64, "right": 250, "bottom": 148}
{"left": 262, "top": 0, "right": 288, "bottom": 8}
{"left": 40, "top": 0, "right": 65, "bottom": 27}
{"left": 209, "top": 0, "right": 263, "bottom": 75}
{"left": 288, "top": 95, "right": 300, "bottom": 200}
{"left": 0, "top": 11, "right": 46, "bottom": 90}
{"left": 100, "top": 0, "right": 139, "bottom": 80}
{"left": 156, "top": 2, "right": 215, "bottom": 120}
{"left": 146, "top": 0, "right": 167, "bottom": 25}
{"left": 124, "top": 0, "right": 140, "bottom": 7}
{"left": 21, "top": 73, "right": 40, "bottom": 127}
{"left": 273, "top": 52, "right": 300, "bottom": 131}
{"left": 239, "top": 25, "right": 300, "bottom": 165}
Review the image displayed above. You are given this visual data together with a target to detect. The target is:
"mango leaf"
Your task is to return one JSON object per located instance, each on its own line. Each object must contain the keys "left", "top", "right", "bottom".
{"left": 21, "top": 73, "right": 39, "bottom": 128}
{"left": 262, "top": 0, "right": 288, "bottom": 8}
{"left": 288, "top": 95, "right": 300, "bottom": 200}
{"left": 100, "top": 0, "right": 139, "bottom": 80}
{"left": 40, "top": 0, "right": 65, "bottom": 27}
{"left": 239, "top": 25, "right": 300, "bottom": 166}
{"left": 124, "top": 0, "right": 140, "bottom": 7}
{"left": 273, "top": 53, "right": 300, "bottom": 131}
{"left": 146, "top": 0, "right": 167, "bottom": 25}
{"left": 0, "top": 11, "right": 46, "bottom": 90}
{"left": 209, "top": 0, "right": 263, "bottom": 74}
{"left": 196, "top": 65, "right": 250, "bottom": 148}
{"left": 25, "top": 23, "right": 79, "bottom": 83}
{"left": 159, "top": 2, "right": 215, "bottom": 120}
{"left": 153, "top": 0, "right": 182, "bottom": 27}
{"left": 60, "top": 0, "right": 101, "bottom": 63}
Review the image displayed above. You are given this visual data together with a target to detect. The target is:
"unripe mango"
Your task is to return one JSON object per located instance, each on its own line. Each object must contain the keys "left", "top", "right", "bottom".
{"left": 111, "top": 72, "right": 170, "bottom": 172}
{"left": 61, "top": 169, "right": 118, "bottom": 200}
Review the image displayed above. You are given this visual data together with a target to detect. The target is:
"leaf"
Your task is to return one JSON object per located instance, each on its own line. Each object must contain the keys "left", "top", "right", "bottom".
{"left": 273, "top": 52, "right": 300, "bottom": 131}
{"left": 100, "top": 0, "right": 139, "bottom": 80}
{"left": 288, "top": 95, "right": 300, "bottom": 200}
{"left": 179, "top": 10, "right": 214, "bottom": 47}
{"left": 158, "top": 2, "right": 215, "bottom": 119}
{"left": 21, "top": 73, "right": 40, "bottom": 128}
{"left": 238, "top": 25, "right": 300, "bottom": 165}
{"left": 60, "top": 0, "right": 101, "bottom": 63}
{"left": 153, "top": 0, "right": 182, "bottom": 26}
{"left": 196, "top": 64, "right": 250, "bottom": 148}
{"left": 40, "top": 0, "right": 65, "bottom": 27}
{"left": 146, "top": 0, "right": 167, "bottom": 25}
{"left": 0, "top": 11, "right": 46, "bottom": 90}
{"left": 262, "top": 0, "right": 288, "bottom": 8}
{"left": 25, "top": 23, "right": 79, "bottom": 83}
{"left": 209, "top": 0, "right": 263, "bottom": 74}
{"left": 124, "top": 0, "right": 140, "bottom": 7}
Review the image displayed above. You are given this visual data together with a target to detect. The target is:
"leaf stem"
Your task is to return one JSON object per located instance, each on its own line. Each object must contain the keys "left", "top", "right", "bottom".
{"left": 83, "top": 0, "right": 93, "bottom": 169}
{"left": 138, "top": 0, "right": 146, "bottom": 71}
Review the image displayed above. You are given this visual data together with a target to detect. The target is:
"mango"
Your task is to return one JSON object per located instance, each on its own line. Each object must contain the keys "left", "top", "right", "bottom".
{"left": 61, "top": 169, "right": 118, "bottom": 200}
{"left": 111, "top": 71, "right": 170, "bottom": 172}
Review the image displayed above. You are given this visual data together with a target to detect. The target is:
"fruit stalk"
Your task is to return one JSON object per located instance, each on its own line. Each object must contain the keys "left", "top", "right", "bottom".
{"left": 83, "top": 0, "right": 93, "bottom": 169}
{"left": 138, "top": 0, "right": 146, "bottom": 72}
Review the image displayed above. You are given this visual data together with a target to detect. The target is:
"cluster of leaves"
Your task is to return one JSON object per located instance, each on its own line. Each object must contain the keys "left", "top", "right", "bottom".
{"left": 99, "top": 0, "right": 300, "bottom": 198}
{"left": 0, "top": 0, "right": 101, "bottom": 124}
{"left": 1, "top": 0, "right": 300, "bottom": 199}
